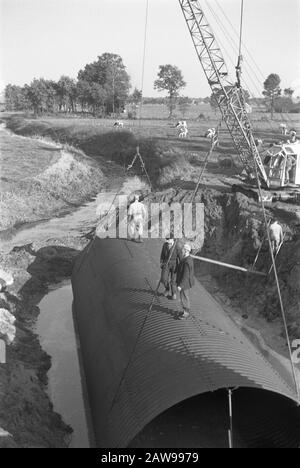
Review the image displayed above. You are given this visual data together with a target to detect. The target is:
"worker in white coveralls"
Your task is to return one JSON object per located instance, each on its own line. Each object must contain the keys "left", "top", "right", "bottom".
{"left": 269, "top": 219, "right": 284, "bottom": 254}
{"left": 285, "top": 155, "right": 296, "bottom": 184}
{"left": 128, "top": 194, "right": 147, "bottom": 243}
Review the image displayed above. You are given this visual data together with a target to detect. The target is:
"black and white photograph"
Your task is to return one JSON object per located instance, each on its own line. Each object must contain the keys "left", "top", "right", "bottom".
{"left": 0, "top": 0, "right": 300, "bottom": 451}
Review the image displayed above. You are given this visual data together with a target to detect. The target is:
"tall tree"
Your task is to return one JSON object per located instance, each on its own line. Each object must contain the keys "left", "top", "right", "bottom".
{"left": 262, "top": 73, "right": 281, "bottom": 119}
{"left": 25, "top": 78, "right": 50, "bottom": 115}
{"left": 44, "top": 80, "right": 58, "bottom": 113}
{"left": 154, "top": 65, "right": 186, "bottom": 118}
{"left": 4, "top": 84, "right": 29, "bottom": 111}
{"left": 78, "top": 53, "right": 131, "bottom": 114}
{"left": 56, "top": 76, "right": 77, "bottom": 112}
{"left": 76, "top": 80, "right": 91, "bottom": 112}
{"left": 89, "top": 83, "right": 107, "bottom": 116}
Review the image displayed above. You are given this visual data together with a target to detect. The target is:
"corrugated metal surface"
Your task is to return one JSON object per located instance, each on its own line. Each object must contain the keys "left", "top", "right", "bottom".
{"left": 72, "top": 237, "right": 299, "bottom": 448}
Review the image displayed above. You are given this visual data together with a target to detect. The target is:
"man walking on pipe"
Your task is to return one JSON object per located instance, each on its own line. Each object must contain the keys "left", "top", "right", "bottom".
{"left": 160, "top": 234, "right": 181, "bottom": 300}
{"left": 176, "top": 243, "right": 195, "bottom": 320}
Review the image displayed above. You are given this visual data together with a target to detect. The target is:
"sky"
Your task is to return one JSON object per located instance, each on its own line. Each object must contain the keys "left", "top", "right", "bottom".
{"left": 0, "top": 0, "right": 300, "bottom": 98}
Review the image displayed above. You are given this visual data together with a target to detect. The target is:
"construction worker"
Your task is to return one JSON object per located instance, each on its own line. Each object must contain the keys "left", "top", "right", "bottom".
{"left": 128, "top": 194, "right": 147, "bottom": 243}
{"left": 160, "top": 234, "right": 181, "bottom": 300}
{"left": 279, "top": 123, "right": 288, "bottom": 135}
{"left": 290, "top": 130, "right": 297, "bottom": 143}
{"left": 285, "top": 155, "right": 296, "bottom": 184}
{"left": 176, "top": 244, "right": 195, "bottom": 320}
{"left": 176, "top": 121, "right": 188, "bottom": 138}
{"left": 205, "top": 127, "right": 219, "bottom": 146}
{"left": 269, "top": 219, "right": 284, "bottom": 254}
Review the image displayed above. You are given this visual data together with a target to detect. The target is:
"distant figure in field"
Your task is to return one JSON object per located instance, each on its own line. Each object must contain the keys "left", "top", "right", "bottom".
{"left": 254, "top": 138, "right": 263, "bottom": 149}
{"left": 205, "top": 127, "right": 216, "bottom": 139}
{"left": 289, "top": 130, "right": 297, "bottom": 143}
{"left": 279, "top": 123, "right": 288, "bottom": 135}
{"left": 205, "top": 127, "right": 219, "bottom": 146}
{"left": 175, "top": 120, "right": 188, "bottom": 138}
{"left": 113, "top": 121, "right": 124, "bottom": 129}
{"left": 175, "top": 120, "right": 187, "bottom": 129}
{"left": 269, "top": 219, "right": 284, "bottom": 253}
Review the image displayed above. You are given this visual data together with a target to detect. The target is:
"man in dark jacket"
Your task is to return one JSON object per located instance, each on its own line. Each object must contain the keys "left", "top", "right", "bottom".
{"left": 160, "top": 235, "right": 181, "bottom": 299}
{"left": 176, "top": 244, "right": 195, "bottom": 319}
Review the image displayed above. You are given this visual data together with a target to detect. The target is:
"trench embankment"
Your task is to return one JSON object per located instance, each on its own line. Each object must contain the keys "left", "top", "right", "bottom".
{"left": 0, "top": 121, "right": 110, "bottom": 231}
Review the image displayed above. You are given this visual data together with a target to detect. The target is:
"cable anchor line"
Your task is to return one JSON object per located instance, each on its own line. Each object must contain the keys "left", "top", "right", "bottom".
{"left": 252, "top": 156, "right": 300, "bottom": 403}
{"left": 127, "top": 145, "right": 152, "bottom": 191}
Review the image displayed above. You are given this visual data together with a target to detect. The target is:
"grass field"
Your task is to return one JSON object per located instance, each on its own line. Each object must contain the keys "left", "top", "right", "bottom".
{"left": 5, "top": 102, "right": 300, "bottom": 141}
{"left": 1, "top": 104, "right": 299, "bottom": 229}
{"left": 4, "top": 103, "right": 300, "bottom": 181}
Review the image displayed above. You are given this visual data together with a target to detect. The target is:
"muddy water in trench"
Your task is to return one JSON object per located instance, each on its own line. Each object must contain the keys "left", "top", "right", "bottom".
{"left": 36, "top": 281, "right": 91, "bottom": 448}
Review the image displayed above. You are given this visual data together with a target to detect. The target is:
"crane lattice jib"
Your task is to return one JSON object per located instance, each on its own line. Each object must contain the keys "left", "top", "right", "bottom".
{"left": 179, "top": 0, "right": 269, "bottom": 187}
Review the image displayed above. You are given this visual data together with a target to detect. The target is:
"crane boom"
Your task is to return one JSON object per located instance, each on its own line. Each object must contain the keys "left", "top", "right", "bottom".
{"left": 179, "top": 0, "right": 269, "bottom": 187}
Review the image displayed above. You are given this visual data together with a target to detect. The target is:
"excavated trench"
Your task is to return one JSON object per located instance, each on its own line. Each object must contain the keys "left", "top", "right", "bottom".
{"left": 2, "top": 181, "right": 300, "bottom": 448}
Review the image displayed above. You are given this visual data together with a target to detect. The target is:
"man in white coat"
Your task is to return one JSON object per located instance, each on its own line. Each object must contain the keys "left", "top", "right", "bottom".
{"left": 269, "top": 219, "right": 284, "bottom": 253}
{"left": 128, "top": 195, "right": 147, "bottom": 243}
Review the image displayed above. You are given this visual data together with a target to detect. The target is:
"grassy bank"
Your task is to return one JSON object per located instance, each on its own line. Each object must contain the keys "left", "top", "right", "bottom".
{"left": 0, "top": 126, "right": 105, "bottom": 230}
{"left": 4, "top": 115, "right": 203, "bottom": 186}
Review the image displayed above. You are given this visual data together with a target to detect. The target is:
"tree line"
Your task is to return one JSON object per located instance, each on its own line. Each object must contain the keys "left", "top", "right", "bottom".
{"left": 4, "top": 52, "right": 299, "bottom": 117}
{"left": 4, "top": 53, "right": 140, "bottom": 117}
{"left": 4, "top": 56, "right": 191, "bottom": 118}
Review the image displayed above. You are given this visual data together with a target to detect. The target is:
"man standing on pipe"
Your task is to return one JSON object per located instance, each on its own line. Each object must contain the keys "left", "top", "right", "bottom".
{"left": 176, "top": 244, "right": 195, "bottom": 320}
{"left": 128, "top": 194, "right": 147, "bottom": 243}
{"left": 160, "top": 234, "right": 181, "bottom": 300}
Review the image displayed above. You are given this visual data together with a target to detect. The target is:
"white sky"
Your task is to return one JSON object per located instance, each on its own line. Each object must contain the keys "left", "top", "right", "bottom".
{"left": 0, "top": 0, "right": 300, "bottom": 97}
